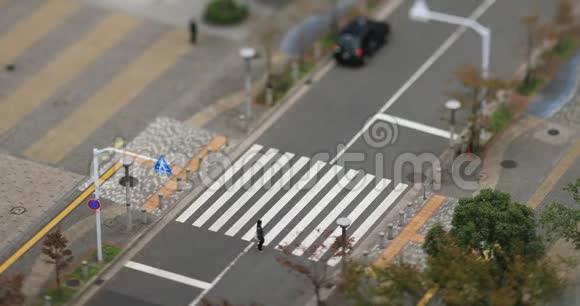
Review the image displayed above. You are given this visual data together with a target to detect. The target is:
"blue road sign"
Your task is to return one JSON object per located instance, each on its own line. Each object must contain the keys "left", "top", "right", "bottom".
{"left": 154, "top": 155, "right": 172, "bottom": 176}
{"left": 88, "top": 198, "right": 101, "bottom": 210}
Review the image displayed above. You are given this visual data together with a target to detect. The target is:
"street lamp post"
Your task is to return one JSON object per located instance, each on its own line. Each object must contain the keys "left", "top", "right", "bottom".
{"left": 122, "top": 157, "right": 134, "bottom": 232}
{"left": 336, "top": 217, "right": 352, "bottom": 268}
{"left": 445, "top": 99, "right": 462, "bottom": 151}
{"left": 409, "top": 0, "right": 491, "bottom": 111}
{"left": 91, "top": 147, "right": 161, "bottom": 262}
{"left": 239, "top": 47, "right": 257, "bottom": 129}
{"left": 92, "top": 149, "right": 103, "bottom": 262}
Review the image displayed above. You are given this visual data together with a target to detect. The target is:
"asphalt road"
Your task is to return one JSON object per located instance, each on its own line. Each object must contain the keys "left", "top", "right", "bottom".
{"left": 88, "top": 0, "right": 556, "bottom": 305}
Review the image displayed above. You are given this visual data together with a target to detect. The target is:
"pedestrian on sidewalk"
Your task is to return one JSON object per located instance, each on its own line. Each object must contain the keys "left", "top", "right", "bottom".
{"left": 256, "top": 220, "right": 265, "bottom": 252}
{"left": 189, "top": 19, "right": 198, "bottom": 44}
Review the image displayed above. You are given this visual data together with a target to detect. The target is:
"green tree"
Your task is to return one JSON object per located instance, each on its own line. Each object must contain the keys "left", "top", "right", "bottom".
{"left": 541, "top": 179, "right": 580, "bottom": 248}
{"left": 42, "top": 230, "right": 73, "bottom": 290}
{"left": 423, "top": 223, "right": 449, "bottom": 257}
{"left": 341, "top": 259, "right": 427, "bottom": 306}
{"left": 451, "top": 189, "right": 545, "bottom": 260}
{"left": 0, "top": 273, "right": 25, "bottom": 306}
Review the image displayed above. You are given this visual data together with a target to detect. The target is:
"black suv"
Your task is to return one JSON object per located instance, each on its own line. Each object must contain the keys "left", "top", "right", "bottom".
{"left": 333, "top": 17, "right": 390, "bottom": 66}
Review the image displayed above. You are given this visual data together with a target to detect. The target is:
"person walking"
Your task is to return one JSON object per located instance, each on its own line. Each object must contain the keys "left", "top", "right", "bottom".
{"left": 188, "top": 19, "right": 198, "bottom": 44}
{"left": 256, "top": 220, "right": 265, "bottom": 252}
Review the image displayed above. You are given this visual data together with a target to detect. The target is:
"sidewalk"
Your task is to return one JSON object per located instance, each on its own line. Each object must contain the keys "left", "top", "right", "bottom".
{"left": 0, "top": 0, "right": 367, "bottom": 303}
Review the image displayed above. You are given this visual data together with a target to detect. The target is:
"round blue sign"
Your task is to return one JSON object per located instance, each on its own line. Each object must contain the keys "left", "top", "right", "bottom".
{"left": 87, "top": 198, "right": 101, "bottom": 210}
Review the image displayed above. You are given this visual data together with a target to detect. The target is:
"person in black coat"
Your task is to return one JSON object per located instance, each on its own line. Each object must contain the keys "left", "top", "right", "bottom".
{"left": 256, "top": 220, "right": 265, "bottom": 252}
{"left": 189, "top": 19, "right": 197, "bottom": 44}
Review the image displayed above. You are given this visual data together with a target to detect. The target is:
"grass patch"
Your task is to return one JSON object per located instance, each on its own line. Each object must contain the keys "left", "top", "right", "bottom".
{"left": 69, "top": 264, "right": 99, "bottom": 281}
{"left": 44, "top": 286, "right": 77, "bottom": 306}
{"left": 320, "top": 33, "right": 336, "bottom": 49}
{"left": 272, "top": 61, "right": 315, "bottom": 101}
{"left": 102, "top": 245, "right": 122, "bottom": 262}
{"left": 553, "top": 37, "right": 577, "bottom": 58}
{"left": 517, "top": 76, "right": 544, "bottom": 96}
{"left": 38, "top": 245, "right": 122, "bottom": 306}
{"left": 489, "top": 105, "right": 513, "bottom": 133}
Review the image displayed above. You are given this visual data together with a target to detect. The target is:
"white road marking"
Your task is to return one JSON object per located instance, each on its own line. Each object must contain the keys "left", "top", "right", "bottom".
{"left": 277, "top": 169, "right": 358, "bottom": 251}
{"left": 327, "top": 183, "right": 407, "bottom": 266}
{"left": 189, "top": 243, "right": 255, "bottom": 306}
{"left": 330, "top": 0, "right": 496, "bottom": 164}
{"left": 209, "top": 152, "right": 294, "bottom": 232}
{"left": 193, "top": 148, "right": 278, "bottom": 227}
{"left": 226, "top": 156, "right": 310, "bottom": 237}
{"left": 309, "top": 178, "right": 390, "bottom": 262}
{"left": 125, "top": 261, "right": 211, "bottom": 290}
{"left": 263, "top": 164, "right": 342, "bottom": 246}
{"left": 241, "top": 160, "right": 327, "bottom": 241}
{"left": 375, "top": 113, "right": 453, "bottom": 139}
{"left": 176, "top": 144, "right": 263, "bottom": 223}
{"left": 293, "top": 173, "right": 375, "bottom": 257}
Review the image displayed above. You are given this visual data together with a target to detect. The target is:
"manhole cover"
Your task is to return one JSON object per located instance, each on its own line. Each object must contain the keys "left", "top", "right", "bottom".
{"left": 119, "top": 176, "right": 138, "bottom": 187}
{"left": 500, "top": 160, "right": 518, "bottom": 169}
{"left": 10, "top": 206, "right": 26, "bottom": 215}
{"left": 405, "top": 172, "right": 426, "bottom": 184}
{"left": 547, "top": 128, "right": 560, "bottom": 136}
{"left": 5, "top": 64, "right": 15, "bottom": 71}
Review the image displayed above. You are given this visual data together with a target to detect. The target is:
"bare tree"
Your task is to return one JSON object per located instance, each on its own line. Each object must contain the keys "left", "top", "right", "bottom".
{"left": 275, "top": 230, "right": 354, "bottom": 306}
{"left": 257, "top": 15, "right": 281, "bottom": 89}
{"left": 0, "top": 273, "right": 25, "bottom": 306}
{"left": 553, "top": 0, "right": 576, "bottom": 34}
{"left": 449, "top": 65, "right": 515, "bottom": 151}
{"left": 519, "top": 15, "right": 555, "bottom": 86}
{"left": 42, "top": 230, "right": 73, "bottom": 289}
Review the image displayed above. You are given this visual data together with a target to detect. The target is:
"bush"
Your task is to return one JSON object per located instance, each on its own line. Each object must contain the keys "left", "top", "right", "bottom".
{"left": 204, "top": 0, "right": 248, "bottom": 26}
{"left": 517, "top": 76, "right": 544, "bottom": 96}
{"left": 553, "top": 37, "right": 577, "bottom": 58}
{"left": 489, "top": 105, "right": 513, "bottom": 133}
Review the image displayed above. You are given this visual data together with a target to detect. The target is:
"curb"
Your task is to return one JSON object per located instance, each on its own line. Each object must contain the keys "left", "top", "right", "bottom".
{"left": 72, "top": 24, "right": 337, "bottom": 306}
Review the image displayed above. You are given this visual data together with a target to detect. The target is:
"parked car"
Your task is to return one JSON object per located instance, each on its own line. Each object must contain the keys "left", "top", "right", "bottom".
{"left": 333, "top": 17, "right": 391, "bottom": 66}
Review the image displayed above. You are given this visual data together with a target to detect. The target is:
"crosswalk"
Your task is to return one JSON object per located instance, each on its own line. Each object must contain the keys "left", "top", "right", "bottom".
{"left": 176, "top": 144, "right": 408, "bottom": 265}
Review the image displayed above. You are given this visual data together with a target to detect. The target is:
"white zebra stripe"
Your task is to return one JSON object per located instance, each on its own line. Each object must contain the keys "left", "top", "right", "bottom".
{"left": 292, "top": 173, "right": 374, "bottom": 257}
{"left": 192, "top": 148, "right": 278, "bottom": 227}
{"left": 263, "top": 164, "right": 343, "bottom": 246}
{"left": 226, "top": 156, "right": 309, "bottom": 237}
{"left": 175, "top": 144, "right": 263, "bottom": 223}
{"left": 326, "top": 183, "right": 407, "bottom": 266}
{"left": 277, "top": 169, "right": 358, "bottom": 250}
{"left": 241, "top": 160, "right": 326, "bottom": 241}
{"left": 309, "top": 178, "right": 391, "bottom": 262}
{"left": 208, "top": 152, "right": 294, "bottom": 232}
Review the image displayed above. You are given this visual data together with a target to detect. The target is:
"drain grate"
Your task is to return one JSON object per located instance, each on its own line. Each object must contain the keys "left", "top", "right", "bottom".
{"left": 119, "top": 176, "right": 138, "bottom": 187}
{"left": 547, "top": 128, "right": 560, "bottom": 136}
{"left": 405, "top": 172, "right": 426, "bottom": 184}
{"left": 500, "top": 160, "right": 518, "bottom": 169}
{"left": 10, "top": 206, "right": 26, "bottom": 215}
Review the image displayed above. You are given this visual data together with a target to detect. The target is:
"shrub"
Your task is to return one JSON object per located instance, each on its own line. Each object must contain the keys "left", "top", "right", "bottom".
{"left": 553, "top": 37, "right": 577, "bottom": 58}
{"left": 204, "top": 0, "right": 248, "bottom": 26}
{"left": 517, "top": 76, "right": 544, "bottom": 96}
{"left": 489, "top": 105, "right": 513, "bottom": 133}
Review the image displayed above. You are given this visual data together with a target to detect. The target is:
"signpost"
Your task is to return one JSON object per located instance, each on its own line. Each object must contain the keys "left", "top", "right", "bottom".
{"left": 91, "top": 147, "right": 172, "bottom": 262}
{"left": 87, "top": 198, "right": 101, "bottom": 210}
{"left": 154, "top": 155, "right": 172, "bottom": 176}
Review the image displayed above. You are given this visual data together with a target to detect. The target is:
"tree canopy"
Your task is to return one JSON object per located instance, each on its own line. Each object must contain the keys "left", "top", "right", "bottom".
{"left": 451, "top": 189, "right": 545, "bottom": 260}
{"left": 541, "top": 179, "right": 580, "bottom": 248}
